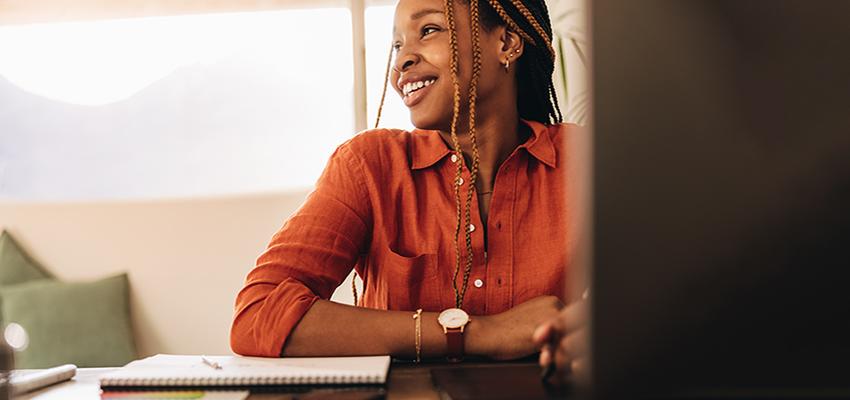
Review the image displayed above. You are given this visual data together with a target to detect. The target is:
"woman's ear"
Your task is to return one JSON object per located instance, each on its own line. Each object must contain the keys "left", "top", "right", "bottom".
{"left": 498, "top": 27, "right": 524, "bottom": 69}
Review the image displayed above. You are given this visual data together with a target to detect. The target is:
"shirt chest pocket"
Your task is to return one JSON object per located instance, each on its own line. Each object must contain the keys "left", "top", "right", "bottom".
{"left": 374, "top": 246, "right": 443, "bottom": 311}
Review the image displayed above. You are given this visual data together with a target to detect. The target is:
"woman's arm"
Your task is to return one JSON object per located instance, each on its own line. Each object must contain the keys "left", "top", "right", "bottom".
{"left": 231, "top": 142, "right": 373, "bottom": 357}
{"left": 283, "top": 300, "right": 480, "bottom": 357}
{"left": 284, "top": 296, "right": 565, "bottom": 359}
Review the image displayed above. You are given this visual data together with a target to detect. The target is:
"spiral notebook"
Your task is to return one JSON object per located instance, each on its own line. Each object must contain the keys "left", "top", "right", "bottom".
{"left": 99, "top": 354, "right": 391, "bottom": 390}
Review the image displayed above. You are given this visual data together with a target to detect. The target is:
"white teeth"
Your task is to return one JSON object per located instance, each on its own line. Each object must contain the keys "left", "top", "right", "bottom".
{"left": 403, "top": 79, "right": 437, "bottom": 97}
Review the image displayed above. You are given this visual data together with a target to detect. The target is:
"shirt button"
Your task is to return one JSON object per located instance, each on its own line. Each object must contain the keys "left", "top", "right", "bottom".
{"left": 474, "top": 279, "right": 484, "bottom": 288}
{"left": 468, "top": 224, "right": 476, "bottom": 232}
{"left": 457, "top": 177, "right": 464, "bottom": 185}
{"left": 451, "top": 154, "right": 459, "bottom": 163}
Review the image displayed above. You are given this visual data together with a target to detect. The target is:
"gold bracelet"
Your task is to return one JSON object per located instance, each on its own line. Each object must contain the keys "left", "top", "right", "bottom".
{"left": 413, "top": 308, "right": 423, "bottom": 363}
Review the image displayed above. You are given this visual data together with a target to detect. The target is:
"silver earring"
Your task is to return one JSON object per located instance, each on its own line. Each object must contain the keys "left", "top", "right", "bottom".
{"left": 505, "top": 50, "right": 520, "bottom": 71}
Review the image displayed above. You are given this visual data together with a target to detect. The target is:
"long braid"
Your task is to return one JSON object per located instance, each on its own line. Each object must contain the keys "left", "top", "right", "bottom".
{"left": 526, "top": 52, "right": 561, "bottom": 124}
{"left": 458, "top": 0, "right": 484, "bottom": 307}
{"left": 516, "top": 0, "right": 561, "bottom": 124}
{"left": 482, "top": 0, "right": 561, "bottom": 123}
{"left": 374, "top": 43, "right": 395, "bottom": 128}
{"left": 447, "top": 0, "right": 563, "bottom": 308}
{"left": 506, "top": 0, "right": 556, "bottom": 60}
{"left": 444, "top": 0, "right": 467, "bottom": 309}
{"left": 351, "top": 272, "right": 359, "bottom": 305}
{"left": 354, "top": 43, "right": 395, "bottom": 305}
{"left": 485, "top": 0, "right": 537, "bottom": 46}
{"left": 548, "top": 78, "right": 564, "bottom": 123}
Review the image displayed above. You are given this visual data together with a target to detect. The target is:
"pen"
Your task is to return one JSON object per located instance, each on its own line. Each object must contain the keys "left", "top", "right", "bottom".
{"left": 541, "top": 288, "right": 588, "bottom": 382}
{"left": 201, "top": 355, "right": 222, "bottom": 370}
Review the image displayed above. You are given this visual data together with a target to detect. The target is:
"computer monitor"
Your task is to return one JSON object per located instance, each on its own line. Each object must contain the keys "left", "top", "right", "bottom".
{"left": 588, "top": 1, "right": 850, "bottom": 397}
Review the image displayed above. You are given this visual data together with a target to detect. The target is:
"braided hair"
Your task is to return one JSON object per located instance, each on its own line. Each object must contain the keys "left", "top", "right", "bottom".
{"left": 357, "top": 0, "right": 562, "bottom": 308}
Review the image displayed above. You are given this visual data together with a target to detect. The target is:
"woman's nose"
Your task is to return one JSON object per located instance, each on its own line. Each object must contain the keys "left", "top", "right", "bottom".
{"left": 393, "top": 49, "right": 419, "bottom": 73}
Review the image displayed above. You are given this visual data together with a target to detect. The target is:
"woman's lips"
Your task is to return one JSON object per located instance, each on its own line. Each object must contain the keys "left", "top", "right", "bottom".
{"left": 403, "top": 80, "right": 436, "bottom": 108}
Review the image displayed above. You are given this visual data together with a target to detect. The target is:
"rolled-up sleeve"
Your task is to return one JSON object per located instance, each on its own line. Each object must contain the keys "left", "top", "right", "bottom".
{"left": 230, "top": 141, "right": 372, "bottom": 356}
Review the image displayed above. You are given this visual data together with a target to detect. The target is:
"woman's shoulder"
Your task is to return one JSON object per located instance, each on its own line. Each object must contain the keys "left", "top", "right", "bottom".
{"left": 347, "top": 127, "right": 414, "bottom": 146}
{"left": 543, "top": 122, "right": 587, "bottom": 158}
{"left": 335, "top": 127, "right": 421, "bottom": 165}
{"left": 547, "top": 122, "right": 584, "bottom": 142}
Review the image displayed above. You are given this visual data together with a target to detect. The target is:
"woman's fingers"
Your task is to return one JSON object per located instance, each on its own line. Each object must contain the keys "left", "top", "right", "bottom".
{"left": 535, "top": 301, "right": 589, "bottom": 348}
{"left": 533, "top": 322, "right": 553, "bottom": 345}
{"left": 553, "top": 338, "right": 571, "bottom": 370}
{"left": 561, "top": 301, "right": 588, "bottom": 333}
{"left": 559, "top": 327, "right": 588, "bottom": 359}
{"left": 534, "top": 301, "right": 590, "bottom": 375}
{"left": 539, "top": 346, "right": 552, "bottom": 367}
{"left": 550, "top": 328, "right": 589, "bottom": 373}
{"left": 571, "top": 358, "right": 586, "bottom": 377}
{"left": 542, "top": 302, "right": 587, "bottom": 339}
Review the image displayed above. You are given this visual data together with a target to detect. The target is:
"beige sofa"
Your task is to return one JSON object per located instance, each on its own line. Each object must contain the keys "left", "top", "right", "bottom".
{"left": 0, "top": 190, "right": 356, "bottom": 357}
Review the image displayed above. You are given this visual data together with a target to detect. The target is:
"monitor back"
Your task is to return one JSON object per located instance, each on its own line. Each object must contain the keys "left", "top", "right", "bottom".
{"left": 590, "top": 1, "right": 850, "bottom": 397}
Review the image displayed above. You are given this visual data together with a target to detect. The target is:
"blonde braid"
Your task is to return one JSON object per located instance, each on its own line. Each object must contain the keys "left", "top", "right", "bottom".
{"left": 507, "top": 0, "right": 556, "bottom": 60}
{"left": 351, "top": 273, "right": 359, "bottom": 306}
{"left": 444, "top": 0, "right": 466, "bottom": 309}
{"left": 457, "top": 0, "right": 484, "bottom": 307}
{"left": 374, "top": 42, "right": 395, "bottom": 128}
{"left": 485, "top": 0, "right": 537, "bottom": 46}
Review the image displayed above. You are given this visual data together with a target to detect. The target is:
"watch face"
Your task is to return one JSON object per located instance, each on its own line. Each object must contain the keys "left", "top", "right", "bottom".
{"left": 438, "top": 308, "right": 470, "bottom": 329}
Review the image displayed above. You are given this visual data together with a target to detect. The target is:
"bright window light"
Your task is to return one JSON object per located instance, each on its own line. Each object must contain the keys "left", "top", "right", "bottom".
{"left": 366, "top": 5, "right": 414, "bottom": 131}
{"left": 0, "top": 9, "right": 354, "bottom": 200}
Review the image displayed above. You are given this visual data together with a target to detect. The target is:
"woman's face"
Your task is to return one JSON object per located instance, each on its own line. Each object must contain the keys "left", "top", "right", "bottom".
{"left": 391, "top": 0, "right": 510, "bottom": 131}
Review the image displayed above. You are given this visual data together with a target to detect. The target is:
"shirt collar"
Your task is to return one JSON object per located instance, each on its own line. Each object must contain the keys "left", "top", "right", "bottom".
{"left": 410, "top": 119, "right": 557, "bottom": 170}
{"left": 409, "top": 129, "right": 452, "bottom": 170}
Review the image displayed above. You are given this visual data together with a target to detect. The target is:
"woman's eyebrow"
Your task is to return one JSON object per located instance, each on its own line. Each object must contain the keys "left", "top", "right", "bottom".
{"left": 410, "top": 8, "right": 443, "bottom": 21}
{"left": 394, "top": 8, "right": 443, "bottom": 35}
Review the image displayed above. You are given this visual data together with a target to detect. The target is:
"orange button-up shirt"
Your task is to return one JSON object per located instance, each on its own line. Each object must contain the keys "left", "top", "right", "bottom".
{"left": 231, "top": 120, "right": 579, "bottom": 357}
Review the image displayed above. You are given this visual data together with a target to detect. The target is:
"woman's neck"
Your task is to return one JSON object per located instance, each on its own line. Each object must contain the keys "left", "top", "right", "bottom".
{"left": 439, "top": 110, "right": 524, "bottom": 193}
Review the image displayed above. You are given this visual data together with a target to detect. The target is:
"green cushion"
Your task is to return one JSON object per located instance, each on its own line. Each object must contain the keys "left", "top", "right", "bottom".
{"left": 0, "top": 274, "right": 137, "bottom": 368}
{"left": 0, "top": 230, "right": 53, "bottom": 286}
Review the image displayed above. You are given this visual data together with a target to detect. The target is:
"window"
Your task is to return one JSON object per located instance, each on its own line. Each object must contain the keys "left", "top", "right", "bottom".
{"left": 0, "top": 8, "right": 353, "bottom": 199}
{"left": 365, "top": 5, "right": 414, "bottom": 132}
{"left": 0, "top": 1, "right": 584, "bottom": 200}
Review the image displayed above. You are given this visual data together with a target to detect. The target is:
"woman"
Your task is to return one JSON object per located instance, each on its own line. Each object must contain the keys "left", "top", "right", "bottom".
{"left": 231, "top": 0, "right": 585, "bottom": 371}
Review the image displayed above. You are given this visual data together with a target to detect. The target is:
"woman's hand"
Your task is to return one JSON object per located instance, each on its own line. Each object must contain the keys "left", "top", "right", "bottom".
{"left": 532, "top": 299, "right": 589, "bottom": 378}
{"left": 472, "top": 296, "right": 565, "bottom": 360}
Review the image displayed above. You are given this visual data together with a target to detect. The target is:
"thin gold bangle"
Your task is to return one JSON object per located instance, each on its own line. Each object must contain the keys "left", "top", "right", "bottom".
{"left": 413, "top": 308, "right": 423, "bottom": 363}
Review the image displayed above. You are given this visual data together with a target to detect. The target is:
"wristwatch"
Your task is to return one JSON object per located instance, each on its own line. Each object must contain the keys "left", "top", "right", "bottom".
{"left": 437, "top": 308, "right": 470, "bottom": 362}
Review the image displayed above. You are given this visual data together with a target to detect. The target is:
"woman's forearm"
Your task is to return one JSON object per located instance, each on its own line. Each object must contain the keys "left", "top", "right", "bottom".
{"left": 282, "top": 299, "right": 491, "bottom": 358}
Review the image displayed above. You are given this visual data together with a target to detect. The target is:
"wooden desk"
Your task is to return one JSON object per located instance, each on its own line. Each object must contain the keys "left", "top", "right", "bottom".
{"left": 17, "top": 361, "right": 570, "bottom": 400}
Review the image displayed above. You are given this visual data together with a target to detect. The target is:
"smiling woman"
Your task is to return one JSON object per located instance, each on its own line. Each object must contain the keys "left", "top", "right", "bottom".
{"left": 231, "top": 0, "right": 585, "bottom": 369}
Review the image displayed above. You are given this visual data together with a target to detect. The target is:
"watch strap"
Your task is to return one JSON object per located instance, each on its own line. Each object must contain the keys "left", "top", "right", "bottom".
{"left": 445, "top": 328, "right": 465, "bottom": 362}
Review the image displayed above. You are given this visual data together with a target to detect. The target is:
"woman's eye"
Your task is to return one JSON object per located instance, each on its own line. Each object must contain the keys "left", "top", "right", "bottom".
{"left": 422, "top": 26, "right": 440, "bottom": 37}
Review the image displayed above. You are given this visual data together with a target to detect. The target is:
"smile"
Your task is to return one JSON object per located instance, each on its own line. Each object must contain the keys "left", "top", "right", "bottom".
{"left": 402, "top": 78, "right": 436, "bottom": 97}
{"left": 402, "top": 78, "right": 436, "bottom": 107}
